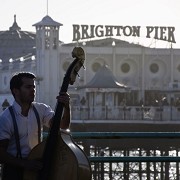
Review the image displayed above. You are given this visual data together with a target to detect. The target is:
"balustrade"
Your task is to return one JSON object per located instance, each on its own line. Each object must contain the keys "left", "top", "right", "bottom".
{"left": 71, "top": 105, "right": 180, "bottom": 121}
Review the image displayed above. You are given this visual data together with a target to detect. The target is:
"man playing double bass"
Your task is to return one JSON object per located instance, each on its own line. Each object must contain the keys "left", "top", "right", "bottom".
{"left": 0, "top": 72, "right": 71, "bottom": 180}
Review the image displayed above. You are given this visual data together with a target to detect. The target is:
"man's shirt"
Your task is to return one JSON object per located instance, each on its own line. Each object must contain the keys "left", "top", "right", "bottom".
{"left": 0, "top": 101, "right": 54, "bottom": 158}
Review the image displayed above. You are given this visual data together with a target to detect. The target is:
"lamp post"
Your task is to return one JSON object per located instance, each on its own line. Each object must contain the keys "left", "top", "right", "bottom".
{"left": 141, "top": 104, "right": 144, "bottom": 120}
{"left": 0, "top": 59, "right": 2, "bottom": 70}
{"left": 170, "top": 97, "right": 173, "bottom": 121}
{"left": 105, "top": 102, "right": 109, "bottom": 120}
{"left": 112, "top": 41, "right": 116, "bottom": 75}
{"left": 160, "top": 106, "right": 163, "bottom": 121}
{"left": 123, "top": 104, "right": 126, "bottom": 120}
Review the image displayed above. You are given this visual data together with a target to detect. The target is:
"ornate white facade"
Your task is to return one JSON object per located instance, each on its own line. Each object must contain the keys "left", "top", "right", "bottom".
{"left": 0, "top": 15, "right": 180, "bottom": 121}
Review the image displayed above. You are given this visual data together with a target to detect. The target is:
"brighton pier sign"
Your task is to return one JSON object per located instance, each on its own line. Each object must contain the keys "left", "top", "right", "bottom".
{"left": 72, "top": 24, "right": 176, "bottom": 43}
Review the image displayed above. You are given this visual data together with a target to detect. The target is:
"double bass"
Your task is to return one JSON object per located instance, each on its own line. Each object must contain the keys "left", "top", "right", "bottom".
{"left": 23, "top": 47, "right": 92, "bottom": 180}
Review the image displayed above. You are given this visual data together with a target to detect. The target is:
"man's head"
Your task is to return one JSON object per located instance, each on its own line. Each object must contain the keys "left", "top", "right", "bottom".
{"left": 10, "top": 72, "right": 36, "bottom": 103}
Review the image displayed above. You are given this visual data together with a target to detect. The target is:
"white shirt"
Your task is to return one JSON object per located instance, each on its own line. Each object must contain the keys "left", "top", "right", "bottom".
{"left": 0, "top": 101, "right": 54, "bottom": 158}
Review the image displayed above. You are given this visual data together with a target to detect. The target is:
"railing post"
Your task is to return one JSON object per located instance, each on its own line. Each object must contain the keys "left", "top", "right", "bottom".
{"left": 100, "top": 149, "right": 104, "bottom": 180}
{"left": 146, "top": 150, "right": 150, "bottom": 180}
{"left": 164, "top": 150, "right": 169, "bottom": 180}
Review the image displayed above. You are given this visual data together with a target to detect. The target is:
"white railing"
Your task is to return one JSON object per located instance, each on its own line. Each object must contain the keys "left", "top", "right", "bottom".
{"left": 71, "top": 105, "right": 180, "bottom": 121}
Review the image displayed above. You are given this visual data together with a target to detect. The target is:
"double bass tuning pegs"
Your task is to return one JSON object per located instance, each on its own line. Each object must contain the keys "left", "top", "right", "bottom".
{"left": 82, "top": 64, "right": 86, "bottom": 70}
{"left": 75, "top": 70, "right": 80, "bottom": 78}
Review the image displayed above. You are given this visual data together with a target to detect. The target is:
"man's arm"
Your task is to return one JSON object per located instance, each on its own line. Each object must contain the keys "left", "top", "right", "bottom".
{"left": 0, "top": 139, "right": 42, "bottom": 171}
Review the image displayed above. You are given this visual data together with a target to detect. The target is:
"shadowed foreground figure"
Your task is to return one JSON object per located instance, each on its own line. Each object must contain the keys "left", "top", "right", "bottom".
{"left": 0, "top": 72, "right": 71, "bottom": 180}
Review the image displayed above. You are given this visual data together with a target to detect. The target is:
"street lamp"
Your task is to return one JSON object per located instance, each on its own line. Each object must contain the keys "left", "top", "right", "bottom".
{"left": 141, "top": 104, "right": 144, "bottom": 120}
{"left": 123, "top": 104, "right": 126, "bottom": 120}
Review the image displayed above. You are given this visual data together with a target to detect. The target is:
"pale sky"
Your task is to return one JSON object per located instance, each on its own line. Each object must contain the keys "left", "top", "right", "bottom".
{"left": 0, "top": 0, "right": 180, "bottom": 48}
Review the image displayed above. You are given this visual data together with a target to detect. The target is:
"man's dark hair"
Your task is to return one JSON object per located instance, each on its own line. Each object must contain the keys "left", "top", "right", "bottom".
{"left": 10, "top": 72, "right": 36, "bottom": 95}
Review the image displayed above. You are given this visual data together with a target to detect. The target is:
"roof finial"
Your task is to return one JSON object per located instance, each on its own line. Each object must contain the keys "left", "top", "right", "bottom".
{"left": 14, "top": 14, "right": 16, "bottom": 22}
{"left": 9, "top": 14, "right": 21, "bottom": 31}
{"left": 47, "top": 0, "right": 49, "bottom": 15}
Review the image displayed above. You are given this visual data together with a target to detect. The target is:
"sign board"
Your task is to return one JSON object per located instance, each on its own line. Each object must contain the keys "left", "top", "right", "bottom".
{"left": 73, "top": 24, "right": 176, "bottom": 43}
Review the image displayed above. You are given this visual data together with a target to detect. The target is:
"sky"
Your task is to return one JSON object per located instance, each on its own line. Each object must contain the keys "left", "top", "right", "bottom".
{"left": 0, "top": 0, "right": 180, "bottom": 48}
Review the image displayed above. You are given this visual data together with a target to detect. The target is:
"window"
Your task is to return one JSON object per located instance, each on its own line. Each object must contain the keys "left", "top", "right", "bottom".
{"left": 150, "top": 63, "right": 159, "bottom": 73}
{"left": 121, "top": 63, "right": 130, "bottom": 73}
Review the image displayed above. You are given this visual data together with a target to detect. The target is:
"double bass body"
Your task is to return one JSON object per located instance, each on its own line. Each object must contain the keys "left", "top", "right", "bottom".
{"left": 23, "top": 130, "right": 91, "bottom": 180}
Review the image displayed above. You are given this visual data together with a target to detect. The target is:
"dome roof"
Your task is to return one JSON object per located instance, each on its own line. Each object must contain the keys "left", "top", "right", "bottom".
{"left": 0, "top": 15, "right": 36, "bottom": 65}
